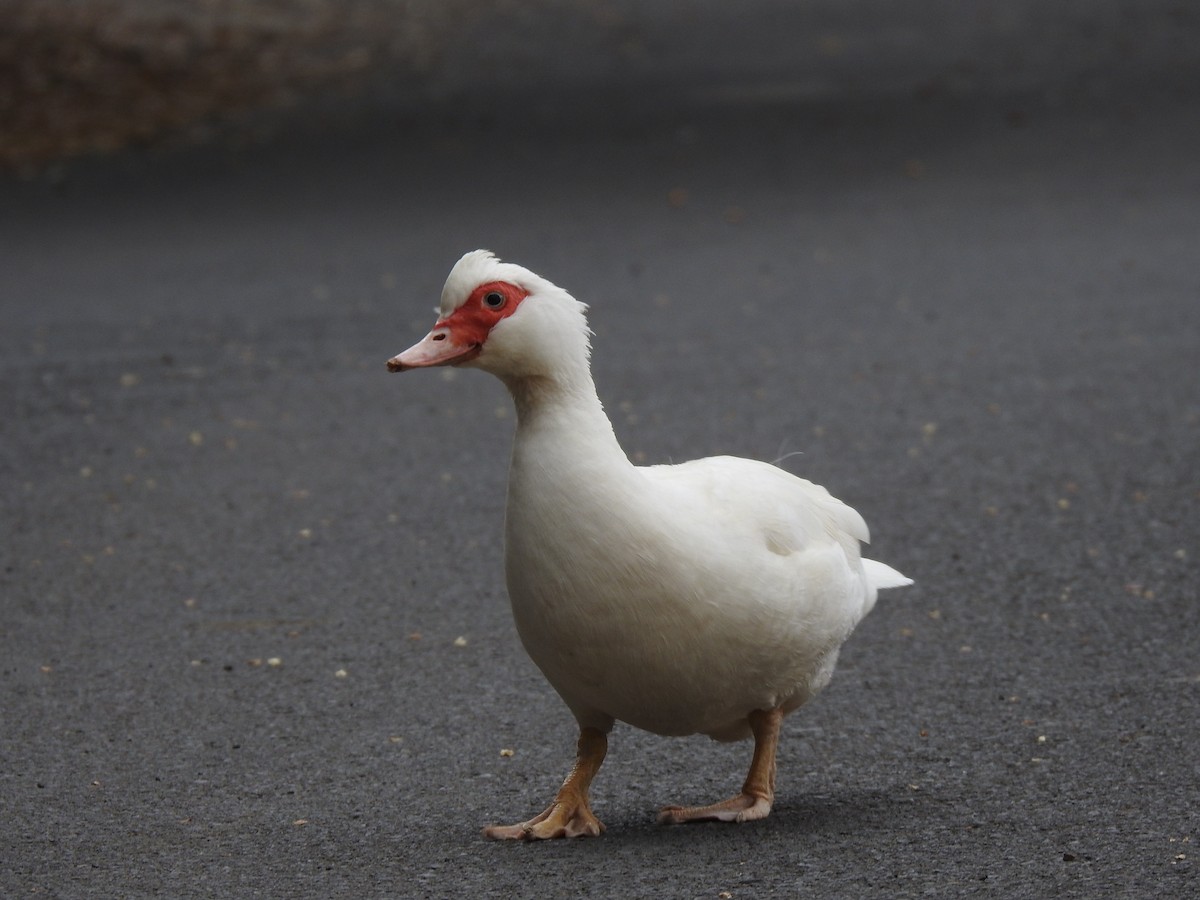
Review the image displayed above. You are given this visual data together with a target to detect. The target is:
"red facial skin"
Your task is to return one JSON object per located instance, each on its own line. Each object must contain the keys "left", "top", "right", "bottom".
{"left": 437, "top": 281, "right": 529, "bottom": 347}
{"left": 387, "top": 281, "right": 529, "bottom": 371}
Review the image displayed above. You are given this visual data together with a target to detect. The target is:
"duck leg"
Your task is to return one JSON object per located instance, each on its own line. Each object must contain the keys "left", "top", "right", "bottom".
{"left": 483, "top": 726, "right": 608, "bottom": 840}
{"left": 658, "top": 707, "right": 782, "bottom": 825}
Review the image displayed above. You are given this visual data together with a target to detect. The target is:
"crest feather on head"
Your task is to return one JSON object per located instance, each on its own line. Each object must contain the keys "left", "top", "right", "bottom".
{"left": 439, "top": 250, "right": 539, "bottom": 318}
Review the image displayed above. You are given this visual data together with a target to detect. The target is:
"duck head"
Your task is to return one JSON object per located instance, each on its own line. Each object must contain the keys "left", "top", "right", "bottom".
{"left": 388, "top": 250, "right": 592, "bottom": 383}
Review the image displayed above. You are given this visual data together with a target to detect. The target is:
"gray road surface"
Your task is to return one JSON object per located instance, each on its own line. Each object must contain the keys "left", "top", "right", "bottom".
{"left": 2, "top": 5, "right": 1199, "bottom": 898}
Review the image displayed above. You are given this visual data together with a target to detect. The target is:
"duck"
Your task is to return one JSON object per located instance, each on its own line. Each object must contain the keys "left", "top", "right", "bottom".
{"left": 387, "top": 250, "right": 912, "bottom": 841}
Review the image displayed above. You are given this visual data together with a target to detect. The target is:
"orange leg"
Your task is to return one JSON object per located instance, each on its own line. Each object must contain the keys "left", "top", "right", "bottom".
{"left": 658, "top": 707, "right": 782, "bottom": 825}
{"left": 483, "top": 727, "right": 608, "bottom": 840}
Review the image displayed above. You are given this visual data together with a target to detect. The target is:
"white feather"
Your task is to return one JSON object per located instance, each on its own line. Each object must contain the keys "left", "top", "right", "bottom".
{"left": 431, "top": 252, "right": 911, "bottom": 743}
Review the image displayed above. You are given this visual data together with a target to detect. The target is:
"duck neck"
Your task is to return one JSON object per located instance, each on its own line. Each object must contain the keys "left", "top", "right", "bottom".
{"left": 504, "top": 367, "right": 628, "bottom": 467}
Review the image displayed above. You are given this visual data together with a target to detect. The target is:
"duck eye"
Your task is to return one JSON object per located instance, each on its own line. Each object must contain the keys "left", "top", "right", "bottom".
{"left": 483, "top": 291, "right": 505, "bottom": 309}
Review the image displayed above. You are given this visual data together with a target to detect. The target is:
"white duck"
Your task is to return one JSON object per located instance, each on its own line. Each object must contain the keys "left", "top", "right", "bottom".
{"left": 388, "top": 250, "right": 911, "bottom": 841}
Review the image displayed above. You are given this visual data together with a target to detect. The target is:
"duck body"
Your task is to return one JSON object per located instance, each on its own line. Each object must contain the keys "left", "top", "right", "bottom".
{"left": 388, "top": 250, "right": 911, "bottom": 839}
{"left": 508, "top": 433, "right": 876, "bottom": 742}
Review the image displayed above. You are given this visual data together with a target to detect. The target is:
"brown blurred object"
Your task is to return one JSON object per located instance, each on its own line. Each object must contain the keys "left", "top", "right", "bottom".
{"left": 0, "top": 0, "right": 465, "bottom": 169}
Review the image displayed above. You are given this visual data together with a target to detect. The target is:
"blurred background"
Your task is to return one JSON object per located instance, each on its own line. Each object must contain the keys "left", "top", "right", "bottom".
{"left": 3, "top": 0, "right": 1197, "bottom": 172}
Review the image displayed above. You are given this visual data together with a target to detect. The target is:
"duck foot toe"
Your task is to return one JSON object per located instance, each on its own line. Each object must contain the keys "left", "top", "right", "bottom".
{"left": 483, "top": 800, "right": 605, "bottom": 841}
{"left": 657, "top": 793, "right": 772, "bottom": 825}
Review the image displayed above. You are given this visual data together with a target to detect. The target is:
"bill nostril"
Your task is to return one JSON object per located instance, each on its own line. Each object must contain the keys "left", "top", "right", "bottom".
{"left": 432, "top": 333, "right": 446, "bottom": 341}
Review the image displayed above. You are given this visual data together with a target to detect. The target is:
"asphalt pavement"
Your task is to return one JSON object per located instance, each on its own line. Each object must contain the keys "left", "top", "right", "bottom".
{"left": 2, "top": 5, "right": 1199, "bottom": 897}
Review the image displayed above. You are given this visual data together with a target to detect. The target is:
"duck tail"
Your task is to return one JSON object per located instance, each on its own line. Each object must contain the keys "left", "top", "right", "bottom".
{"left": 863, "top": 558, "right": 913, "bottom": 591}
